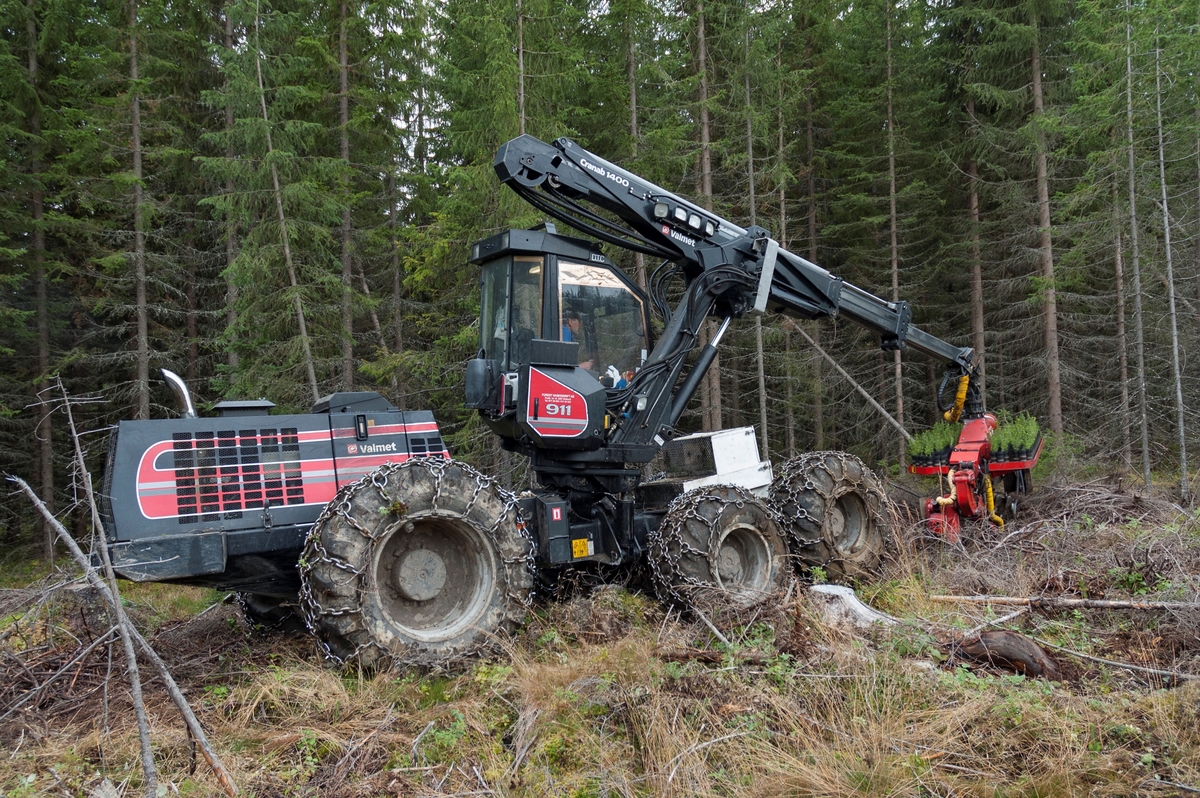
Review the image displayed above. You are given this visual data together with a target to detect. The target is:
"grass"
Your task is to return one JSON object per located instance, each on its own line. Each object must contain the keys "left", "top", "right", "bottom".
{"left": 2, "top": 482, "right": 1199, "bottom": 796}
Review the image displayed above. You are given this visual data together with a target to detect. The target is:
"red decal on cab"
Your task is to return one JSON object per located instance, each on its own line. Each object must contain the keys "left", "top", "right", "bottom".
{"left": 527, "top": 368, "right": 588, "bottom": 438}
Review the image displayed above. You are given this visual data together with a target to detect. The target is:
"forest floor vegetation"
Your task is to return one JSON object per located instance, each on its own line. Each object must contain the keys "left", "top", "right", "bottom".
{"left": 1, "top": 472, "right": 1198, "bottom": 797}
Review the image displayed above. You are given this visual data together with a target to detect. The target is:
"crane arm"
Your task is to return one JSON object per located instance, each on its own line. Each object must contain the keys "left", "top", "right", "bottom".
{"left": 495, "top": 134, "right": 975, "bottom": 373}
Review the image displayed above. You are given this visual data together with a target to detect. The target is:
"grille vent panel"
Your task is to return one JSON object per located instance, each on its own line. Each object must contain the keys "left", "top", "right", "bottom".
{"left": 171, "top": 427, "right": 303, "bottom": 524}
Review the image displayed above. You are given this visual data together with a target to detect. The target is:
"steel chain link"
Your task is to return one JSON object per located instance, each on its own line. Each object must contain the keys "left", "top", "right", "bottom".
{"left": 647, "top": 483, "right": 775, "bottom": 608}
{"left": 297, "top": 458, "right": 536, "bottom": 665}
{"left": 768, "top": 450, "right": 891, "bottom": 568}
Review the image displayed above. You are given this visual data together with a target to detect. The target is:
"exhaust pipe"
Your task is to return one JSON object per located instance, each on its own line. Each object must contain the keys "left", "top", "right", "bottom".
{"left": 161, "top": 369, "right": 198, "bottom": 419}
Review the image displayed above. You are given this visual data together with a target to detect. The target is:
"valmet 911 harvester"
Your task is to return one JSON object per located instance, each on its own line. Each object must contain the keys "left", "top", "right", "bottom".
{"left": 101, "top": 134, "right": 1036, "bottom": 669}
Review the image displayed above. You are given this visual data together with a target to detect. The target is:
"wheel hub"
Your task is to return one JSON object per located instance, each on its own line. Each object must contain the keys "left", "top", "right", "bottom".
{"left": 829, "top": 494, "right": 864, "bottom": 551}
{"left": 712, "top": 525, "right": 771, "bottom": 594}
{"left": 395, "top": 548, "right": 448, "bottom": 601}
{"left": 716, "top": 544, "right": 744, "bottom": 583}
{"left": 375, "top": 513, "right": 499, "bottom": 643}
{"left": 827, "top": 504, "right": 846, "bottom": 538}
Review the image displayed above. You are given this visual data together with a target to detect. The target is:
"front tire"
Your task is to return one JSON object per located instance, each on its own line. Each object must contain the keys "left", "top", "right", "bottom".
{"left": 648, "top": 485, "right": 791, "bottom": 611}
{"left": 769, "top": 451, "right": 890, "bottom": 582}
{"left": 299, "top": 458, "right": 535, "bottom": 670}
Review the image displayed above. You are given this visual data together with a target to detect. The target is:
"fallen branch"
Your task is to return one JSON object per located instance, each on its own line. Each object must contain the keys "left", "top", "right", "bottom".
{"left": 410, "top": 719, "right": 436, "bottom": 765}
{"left": 0, "top": 626, "right": 118, "bottom": 723}
{"left": 1140, "top": 778, "right": 1200, "bottom": 794}
{"left": 960, "top": 608, "right": 1028, "bottom": 642}
{"left": 329, "top": 709, "right": 394, "bottom": 786}
{"left": 663, "top": 730, "right": 752, "bottom": 787}
{"left": 657, "top": 648, "right": 772, "bottom": 666}
{"left": 930, "top": 595, "right": 1196, "bottom": 611}
{"left": 1030, "top": 635, "right": 1197, "bottom": 683}
{"left": 691, "top": 605, "right": 732, "bottom": 647}
{"left": 10, "top": 476, "right": 239, "bottom": 796}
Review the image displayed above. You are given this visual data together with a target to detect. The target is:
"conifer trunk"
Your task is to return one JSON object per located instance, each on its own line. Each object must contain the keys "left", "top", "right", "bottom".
{"left": 967, "top": 98, "right": 987, "bottom": 409}
{"left": 746, "top": 27, "right": 768, "bottom": 459}
{"left": 29, "top": 0, "right": 54, "bottom": 563}
{"left": 186, "top": 235, "right": 197, "bottom": 382}
{"left": 517, "top": 0, "right": 525, "bottom": 135}
{"left": 224, "top": 7, "right": 238, "bottom": 370}
{"left": 696, "top": 0, "right": 720, "bottom": 431}
{"left": 130, "top": 0, "right": 148, "bottom": 420}
{"left": 340, "top": 0, "right": 353, "bottom": 390}
{"left": 886, "top": 1, "right": 904, "bottom": 467}
{"left": 968, "top": 157, "right": 986, "bottom": 407}
{"left": 807, "top": 91, "right": 823, "bottom": 449}
{"left": 1125, "top": 0, "right": 1151, "bottom": 485}
{"left": 254, "top": 3, "right": 319, "bottom": 402}
{"left": 1114, "top": 216, "right": 1132, "bottom": 470}
{"left": 1030, "top": 14, "right": 1062, "bottom": 436}
{"left": 390, "top": 165, "right": 404, "bottom": 408}
{"left": 777, "top": 49, "right": 793, "bottom": 458}
{"left": 629, "top": 23, "right": 645, "bottom": 292}
{"left": 1153, "top": 40, "right": 1188, "bottom": 499}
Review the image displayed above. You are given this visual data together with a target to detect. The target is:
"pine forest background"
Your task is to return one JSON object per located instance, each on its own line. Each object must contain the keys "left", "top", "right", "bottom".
{"left": 3, "top": 0, "right": 1199, "bottom": 556}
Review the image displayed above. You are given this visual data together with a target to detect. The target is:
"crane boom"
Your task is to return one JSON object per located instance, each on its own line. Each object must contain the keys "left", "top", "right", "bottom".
{"left": 494, "top": 134, "right": 976, "bottom": 371}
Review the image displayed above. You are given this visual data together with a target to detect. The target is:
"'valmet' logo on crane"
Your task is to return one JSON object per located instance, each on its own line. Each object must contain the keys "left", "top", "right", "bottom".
{"left": 662, "top": 224, "right": 696, "bottom": 248}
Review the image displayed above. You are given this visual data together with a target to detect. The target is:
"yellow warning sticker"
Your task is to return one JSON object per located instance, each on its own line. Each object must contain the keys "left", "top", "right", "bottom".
{"left": 571, "top": 538, "right": 590, "bottom": 558}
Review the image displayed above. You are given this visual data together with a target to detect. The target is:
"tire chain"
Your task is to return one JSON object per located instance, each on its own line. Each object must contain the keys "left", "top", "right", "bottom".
{"left": 769, "top": 450, "right": 890, "bottom": 570}
{"left": 236, "top": 593, "right": 302, "bottom": 634}
{"left": 297, "top": 457, "right": 537, "bottom": 666}
{"left": 647, "top": 483, "right": 785, "bottom": 609}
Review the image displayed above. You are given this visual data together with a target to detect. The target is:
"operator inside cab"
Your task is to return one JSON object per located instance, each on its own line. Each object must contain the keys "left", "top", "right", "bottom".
{"left": 558, "top": 261, "right": 647, "bottom": 383}
{"left": 560, "top": 309, "right": 594, "bottom": 370}
{"left": 474, "top": 237, "right": 651, "bottom": 384}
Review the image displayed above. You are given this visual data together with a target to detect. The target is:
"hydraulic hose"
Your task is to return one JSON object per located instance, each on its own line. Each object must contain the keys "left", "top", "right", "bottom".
{"left": 935, "top": 469, "right": 957, "bottom": 507}
{"left": 942, "top": 374, "right": 970, "bottom": 423}
{"left": 668, "top": 317, "right": 731, "bottom": 426}
{"left": 985, "top": 477, "right": 1004, "bottom": 528}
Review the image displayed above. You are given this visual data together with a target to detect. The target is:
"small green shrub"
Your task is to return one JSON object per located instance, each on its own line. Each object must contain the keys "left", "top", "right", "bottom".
{"left": 908, "top": 421, "right": 962, "bottom": 461}
{"left": 991, "top": 412, "right": 1040, "bottom": 458}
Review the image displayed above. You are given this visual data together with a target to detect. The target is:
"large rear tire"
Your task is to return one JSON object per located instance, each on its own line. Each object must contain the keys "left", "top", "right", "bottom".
{"left": 648, "top": 485, "right": 790, "bottom": 611}
{"left": 299, "top": 458, "right": 535, "bottom": 670}
{"left": 769, "top": 451, "right": 890, "bottom": 582}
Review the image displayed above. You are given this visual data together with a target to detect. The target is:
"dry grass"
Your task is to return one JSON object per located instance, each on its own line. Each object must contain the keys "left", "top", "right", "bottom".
{"left": 2, "top": 478, "right": 1199, "bottom": 796}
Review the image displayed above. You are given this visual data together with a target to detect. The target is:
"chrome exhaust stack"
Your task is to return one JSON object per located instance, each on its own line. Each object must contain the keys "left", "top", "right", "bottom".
{"left": 161, "top": 369, "right": 198, "bottom": 419}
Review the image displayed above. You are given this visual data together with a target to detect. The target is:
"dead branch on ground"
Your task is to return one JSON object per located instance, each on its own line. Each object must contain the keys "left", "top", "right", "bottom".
{"left": 931, "top": 594, "right": 1198, "bottom": 611}
{"left": 10, "top": 475, "right": 239, "bottom": 797}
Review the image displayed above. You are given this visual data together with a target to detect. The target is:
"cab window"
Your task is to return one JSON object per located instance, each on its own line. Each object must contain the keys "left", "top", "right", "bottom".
{"left": 558, "top": 261, "right": 648, "bottom": 377}
{"left": 479, "top": 255, "right": 543, "bottom": 372}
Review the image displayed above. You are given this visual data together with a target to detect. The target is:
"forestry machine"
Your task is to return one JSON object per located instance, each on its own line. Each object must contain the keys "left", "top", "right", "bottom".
{"left": 99, "top": 134, "right": 1036, "bottom": 669}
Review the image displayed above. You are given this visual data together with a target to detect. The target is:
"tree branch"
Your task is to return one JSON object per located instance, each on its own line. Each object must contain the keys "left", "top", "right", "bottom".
{"left": 930, "top": 595, "right": 1197, "bottom": 611}
{"left": 9, "top": 476, "right": 239, "bottom": 796}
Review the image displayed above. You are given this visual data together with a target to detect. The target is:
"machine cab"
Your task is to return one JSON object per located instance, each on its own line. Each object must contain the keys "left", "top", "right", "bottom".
{"left": 465, "top": 229, "right": 652, "bottom": 447}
